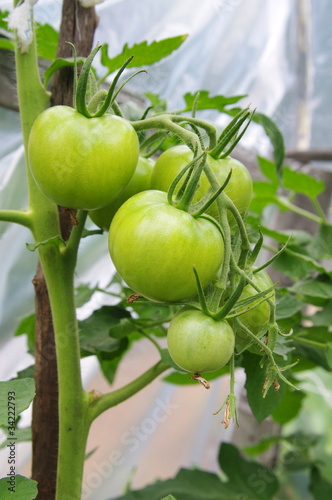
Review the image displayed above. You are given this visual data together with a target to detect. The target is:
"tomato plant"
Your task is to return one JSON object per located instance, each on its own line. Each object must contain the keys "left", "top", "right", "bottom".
{"left": 150, "top": 144, "right": 253, "bottom": 225}
{"left": 28, "top": 105, "right": 139, "bottom": 210}
{"left": 167, "top": 306, "right": 235, "bottom": 373}
{"left": 4, "top": 5, "right": 332, "bottom": 499}
{"left": 89, "top": 156, "right": 154, "bottom": 230}
{"left": 108, "top": 190, "right": 224, "bottom": 302}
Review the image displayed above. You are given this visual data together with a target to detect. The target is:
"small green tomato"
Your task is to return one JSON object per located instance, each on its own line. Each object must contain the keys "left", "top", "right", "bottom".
{"left": 167, "top": 307, "right": 235, "bottom": 373}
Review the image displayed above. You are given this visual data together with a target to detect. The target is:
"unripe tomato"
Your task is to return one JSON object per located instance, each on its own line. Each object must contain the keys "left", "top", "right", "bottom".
{"left": 167, "top": 307, "right": 235, "bottom": 373}
{"left": 89, "top": 156, "right": 154, "bottom": 230}
{"left": 28, "top": 106, "right": 139, "bottom": 210}
{"left": 109, "top": 190, "right": 224, "bottom": 302}
{"left": 235, "top": 270, "right": 275, "bottom": 345}
{"left": 150, "top": 145, "right": 252, "bottom": 226}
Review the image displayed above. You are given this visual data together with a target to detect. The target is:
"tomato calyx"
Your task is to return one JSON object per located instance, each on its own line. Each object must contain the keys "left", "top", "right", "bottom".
{"left": 209, "top": 107, "right": 254, "bottom": 160}
{"left": 69, "top": 43, "right": 146, "bottom": 119}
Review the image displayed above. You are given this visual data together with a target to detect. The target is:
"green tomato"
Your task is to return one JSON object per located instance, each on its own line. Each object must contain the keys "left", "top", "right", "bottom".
{"left": 150, "top": 145, "right": 252, "bottom": 226}
{"left": 89, "top": 156, "right": 154, "bottom": 230}
{"left": 235, "top": 270, "right": 275, "bottom": 345}
{"left": 109, "top": 190, "right": 224, "bottom": 302}
{"left": 167, "top": 307, "right": 235, "bottom": 373}
{"left": 28, "top": 106, "right": 139, "bottom": 210}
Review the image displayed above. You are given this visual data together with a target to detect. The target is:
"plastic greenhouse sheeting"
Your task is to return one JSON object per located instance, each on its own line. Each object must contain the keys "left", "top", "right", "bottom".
{"left": 0, "top": 0, "right": 331, "bottom": 497}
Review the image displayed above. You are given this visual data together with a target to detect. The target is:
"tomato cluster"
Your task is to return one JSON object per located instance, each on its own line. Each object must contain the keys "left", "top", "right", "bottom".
{"left": 27, "top": 52, "right": 275, "bottom": 377}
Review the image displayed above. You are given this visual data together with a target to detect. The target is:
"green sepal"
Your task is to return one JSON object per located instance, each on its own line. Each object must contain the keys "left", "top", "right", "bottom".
{"left": 247, "top": 226, "right": 263, "bottom": 268}
{"left": 166, "top": 147, "right": 201, "bottom": 206}
{"left": 253, "top": 235, "right": 291, "bottom": 274}
{"left": 175, "top": 151, "right": 208, "bottom": 212}
{"left": 212, "top": 273, "right": 246, "bottom": 321}
{"left": 209, "top": 108, "right": 253, "bottom": 159}
{"left": 192, "top": 167, "right": 232, "bottom": 218}
{"left": 75, "top": 44, "right": 102, "bottom": 117}
{"left": 192, "top": 266, "right": 210, "bottom": 315}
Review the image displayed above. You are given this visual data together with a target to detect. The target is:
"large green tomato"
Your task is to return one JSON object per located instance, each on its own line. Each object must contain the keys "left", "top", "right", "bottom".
{"left": 109, "top": 190, "right": 224, "bottom": 302}
{"left": 89, "top": 156, "right": 154, "bottom": 230}
{"left": 28, "top": 106, "right": 139, "bottom": 210}
{"left": 150, "top": 145, "right": 252, "bottom": 226}
{"left": 167, "top": 307, "right": 235, "bottom": 373}
{"left": 235, "top": 270, "right": 275, "bottom": 345}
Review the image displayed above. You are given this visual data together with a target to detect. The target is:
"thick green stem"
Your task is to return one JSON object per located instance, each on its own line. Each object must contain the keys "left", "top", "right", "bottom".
{"left": 40, "top": 249, "right": 89, "bottom": 500}
{"left": 88, "top": 361, "right": 169, "bottom": 424}
{"left": 14, "top": 11, "right": 88, "bottom": 499}
{"left": 14, "top": 9, "right": 60, "bottom": 241}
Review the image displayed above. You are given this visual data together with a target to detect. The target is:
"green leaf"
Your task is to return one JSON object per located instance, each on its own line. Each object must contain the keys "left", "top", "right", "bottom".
{"left": 161, "top": 496, "right": 177, "bottom": 500}
{"left": 97, "top": 346, "right": 128, "bottom": 385}
{"left": 271, "top": 388, "right": 305, "bottom": 424}
{"left": 0, "top": 38, "right": 14, "bottom": 51}
{"left": 273, "top": 249, "right": 327, "bottom": 281}
{"left": 160, "top": 349, "right": 187, "bottom": 373}
{"left": 0, "top": 10, "right": 9, "bottom": 30}
{"left": 78, "top": 306, "right": 131, "bottom": 356}
{"left": 14, "top": 314, "right": 35, "bottom": 352}
{"left": 253, "top": 181, "right": 278, "bottom": 197}
{"left": 35, "top": 23, "right": 59, "bottom": 61}
{"left": 183, "top": 90, "right": 246, "bottom": 112}
{"left": 254, "top": 112, "right": 285, "bottom": 175}
{"left": 0, "top": 425, "right": 31, "bottom": 449}
{"left": 113, "top": 468, "right": 227, "bottom": 500}
{"left": 310, "top": 467, "right": 332, "bottom": 500}
{"left": 307, "top": 223, "right": 332, "bottom": 260}
{"left": 109, "top": 318, "right": 138, "bottom": 339}
{"left": 16, "top": 365, "right": 35, "bottom": 379}
{"left": 249, "top": 193, "right": 277, "bottom": 214}
{"left": 218, "top": 442, "right": 279, "bottom": 499}
{"left": 144, "top": 92, "right": 167, "bottom": 114}
{"left": 291, "top": 275, "right": 332, "bottom": 300}
{"left": 0, "top": 475, "right": 38, "bottom": 500}
{"left": 282, "top": 166, "right": 325, "bottom": 199}
{"left": 0, "top": 379, "right": 35, "bottom": 426}
{"left": 243, "top": 353, "right": 286, "bottom": 422}
{"left": 257, "top": 156, "right": 279, "bottom": 186}
{"left": 243, "top": 436, "right": 281, "bottom": 457}
{"left": 43, "top": 57, "right": 86, "bottom": 88}
{"left": 130, "top": 302, "right": 172, "bottom": 321}
{"left": 100, "top": 35, "right": 187, "bottom": 75}
{"left": 75, "top": 284, "right": 98, "bottom": 308}
{"left": 276, "top": 295, "right": 305, "bottom": 320}
{"left": 310, "top": 301, "right": 332, "bottom": 326}
{"left": 292, "top": 326, "right": 332, "bottom": 370}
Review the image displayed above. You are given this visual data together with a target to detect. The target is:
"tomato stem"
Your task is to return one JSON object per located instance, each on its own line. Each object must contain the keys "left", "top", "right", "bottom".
{"left": 0, "top": 209, "right": 32, "bottom": 228}
{"left": 175, "top": 152, "right": 208, "bottom": 212}
{"left": 247, "top": 227, "right": 263, "bottom": 268}
{"left": 212, "top": 274, "right": 246, "bottom": 321}
{"left": 192, "top": 168, "right": 232, "bottom": 218}
{"left": 87, "top": 361, "right": 170, "bottom": 423}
